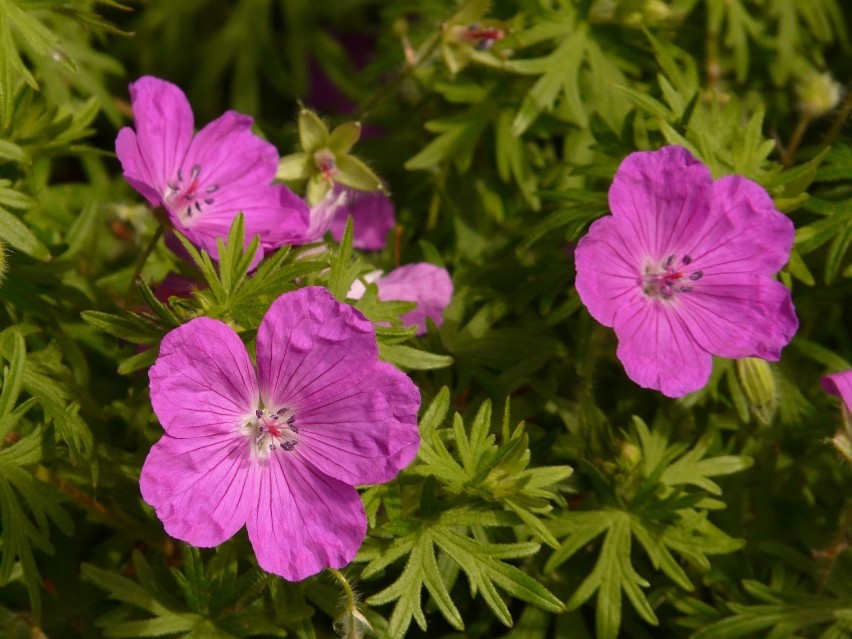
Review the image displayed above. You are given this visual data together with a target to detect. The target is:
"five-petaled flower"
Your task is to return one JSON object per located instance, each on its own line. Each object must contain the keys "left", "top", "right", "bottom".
{"left": 574, "top": 145, "right": 798, "bottom": 397}
{"left": 140, "top": 286, "right": 421, "bottom": 581}
{"left": 116, "top": 76, "right": 309, "bottom": 261}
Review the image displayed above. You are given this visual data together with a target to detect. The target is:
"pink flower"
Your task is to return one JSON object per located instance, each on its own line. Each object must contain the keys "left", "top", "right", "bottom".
{"left": 574, "top": 146, "right": 798, "bottom": 397}
{"left": 329, "top": 186, "right": 397, "bottom": 251}
{"left": 348, "top": 263, "right": 453, "bottom": 335}
{"left": 140, "top": 286, "right": 420, "bottom": 580}
{"left": 116, "top": 76, "right": 309, "bottom": 261}
{"left": 822, "top": 371, "right": 852, "bottom": 410}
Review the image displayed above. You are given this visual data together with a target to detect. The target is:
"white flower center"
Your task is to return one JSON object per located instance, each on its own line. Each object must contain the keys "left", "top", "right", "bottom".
{"left": 240, "top": 407, "right": 299, "bottom": 460}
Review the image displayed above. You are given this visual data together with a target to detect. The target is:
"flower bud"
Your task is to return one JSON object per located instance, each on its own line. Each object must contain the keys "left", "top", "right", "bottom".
{"left": 797, "top": 72, "right": 843, "bottom": 118}
{"left": 736, "top": 358, "right": 778, "bottom": 425}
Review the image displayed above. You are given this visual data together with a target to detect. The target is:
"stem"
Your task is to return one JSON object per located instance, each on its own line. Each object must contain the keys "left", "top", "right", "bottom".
{"left": 124, "top": 225, "right": 164, "bottom": 304}
{"left": 358, "top": 31, "right": 441, "bottom": 119}
{"left": 326, "top": 567, "right": 357, "bottom": 611}
{"left": 34, "top": 465, "right": 144, "bottom": 537}
{"left": 781, "top": 112, "right": 812, "bottom": 168}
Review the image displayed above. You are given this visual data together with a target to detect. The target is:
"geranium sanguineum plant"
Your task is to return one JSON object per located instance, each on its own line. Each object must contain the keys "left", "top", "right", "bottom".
{"left": 140, "top": 286, "right": 420, "bottom": 580}
{"left": 574, "top": 145, "right": 798, "bottom": 397}
{"left": 116, "top": 76, "right": 310, "bottom": 260}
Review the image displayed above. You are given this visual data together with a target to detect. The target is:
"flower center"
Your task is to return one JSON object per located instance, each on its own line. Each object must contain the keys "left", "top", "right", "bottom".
{"left": 241, "top": 407, "right": 299, "bottom": 459}
{"left": 641, "top": 254, "right": 703, "bottom": 299}
{"left": 163, "top": 164, "right": 220, "bottom": 224}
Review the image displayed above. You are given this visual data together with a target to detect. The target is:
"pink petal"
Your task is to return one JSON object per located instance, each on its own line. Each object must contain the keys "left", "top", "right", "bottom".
{"left": 574, "top": 216, "right": 646, "bottom": 327}
{"left": 149, "top": 317, "right": 258, "bottom": 438}
{"left": 140, "top": 432, "right": 257, "bottom": 546}
{"left": 247, "top": 454, "right": 367, "bottom": 581}
{"left": 181, "top": 111, "right": 277, "bottom": 193}
{"left": 302, "top": 186, "right": 349, "bottom": 243}
{"left": 255, "top": 287, "right": 378, "bottom": 410}
{"left": 613, "top": 297, "right": 713, "bottom": 397}
{"left": 676, "top": 276, "right": 798, "bottom": 360}
{"left": 374, "top": 263, "right": 453, "bottom": 335}
{"left": 177, "top": 183, "right": 309, "bottom": 260}
{"left": 295, "top": 360, "right": 420, "bottom": 485}
{"left": 330, "top": 187, "right": 396, "bottom": 251}
{"left": 686, "top": 176, "right": 795, "bottom": 276}
{"left": 608, "top": 146, "right": 713, "bottom": 259}
{"left": 822, "top": 371, "right": 852, "bottom": 411}
{"left": 126, "top": 76, "right": 194, "bottom": 190}
{"left": 115, "top": 128, "right": 162, "bottom": 207}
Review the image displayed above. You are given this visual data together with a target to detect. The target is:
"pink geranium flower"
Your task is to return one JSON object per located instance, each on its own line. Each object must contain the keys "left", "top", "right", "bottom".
{"left": 140, "top": 286, "right": 420, "bottom": 580}
{"left": 348, "top": 263, "right": 453, "bottom": 335}
{"left": 116, "top": 76, "right": 309, "bottom": 260}
{"left": 574, "top": 145, "right": 798, "bottom": 397}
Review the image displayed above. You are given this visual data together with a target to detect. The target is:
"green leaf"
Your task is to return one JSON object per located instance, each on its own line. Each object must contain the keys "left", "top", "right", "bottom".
{"left": 379, "top": 343, "right": 454, "bottom": 370}
{"left": 0, "top": 205, "right": 49, "bottom": 259}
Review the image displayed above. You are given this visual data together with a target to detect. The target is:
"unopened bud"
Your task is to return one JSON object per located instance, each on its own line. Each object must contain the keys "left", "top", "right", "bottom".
{"left": 619, "top": 441, "right": 642, "bottom": 472}
{"left": 797, "top": 72, "right": 843, "bottom": 118}
{"left": 736, "top": 358, "right": 778, "bottom": 425}
{"left": 334, "top": 605, "right": 372, "bottom": 639}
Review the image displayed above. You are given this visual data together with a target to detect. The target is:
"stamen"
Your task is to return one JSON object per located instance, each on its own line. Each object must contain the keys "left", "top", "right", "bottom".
{"left": 177, "top": 168, "right": 184, "bottom": 182}
{"left": 255, "top": 409, "right": 263, "bottom": 418}
{"left": 204, "top": 198, "right": 215, "bottom": 205}
{"left": 682, "top": 255, "right": 693, "bottom": 265}
{"left": 664, "top": 255, "right": 676, "bottom": 269}
{"left": 194, "top": 201, "right": 201, "bottom": 212}
{"left": 190, "top": 164, "right": 201, "bottom": 179}
{"left": 185, "top": 206, "right": 193, "bottom": 217}
{"left": 689, "top": 271, "right": 703, "bottom": 281}
{"left": 205, "top": 184, "right": 219, "bottom": 193}
{"left": 281, "top": 441, "right": 296, "bottom": 451}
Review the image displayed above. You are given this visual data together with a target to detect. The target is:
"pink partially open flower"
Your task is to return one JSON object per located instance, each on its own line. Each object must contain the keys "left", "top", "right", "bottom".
{"left": 140, "top": 286, "right": 420, "bottom": 581}
{"left": 575, "top": 145, "right": 798, "bottom": 397}
{"left": 116, "top": 76, "right": 309, "bottom": 261}
{"left": 348, "top": 263, "right": 453, "bottom": 335}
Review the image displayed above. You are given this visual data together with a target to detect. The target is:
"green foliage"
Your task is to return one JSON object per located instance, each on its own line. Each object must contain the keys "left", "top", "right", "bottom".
{"left": 547, "top": 417, "right": 749, "bottom": 639}
{"left": 0, "top": 0, "right": 850, "bottom": 637}
{"left": 359, "top": 389, "right": 568, "bottom": 637}
{"left": 83, "top": 547, "right": 280, "bottom": 638}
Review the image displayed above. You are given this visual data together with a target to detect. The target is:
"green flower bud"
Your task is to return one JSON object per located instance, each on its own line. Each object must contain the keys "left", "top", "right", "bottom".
{"left": 736, "top": 358, "right": 778, "bottom": 425}
{"left": 797, "top": 72, "right": 843, "bottom": 118}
